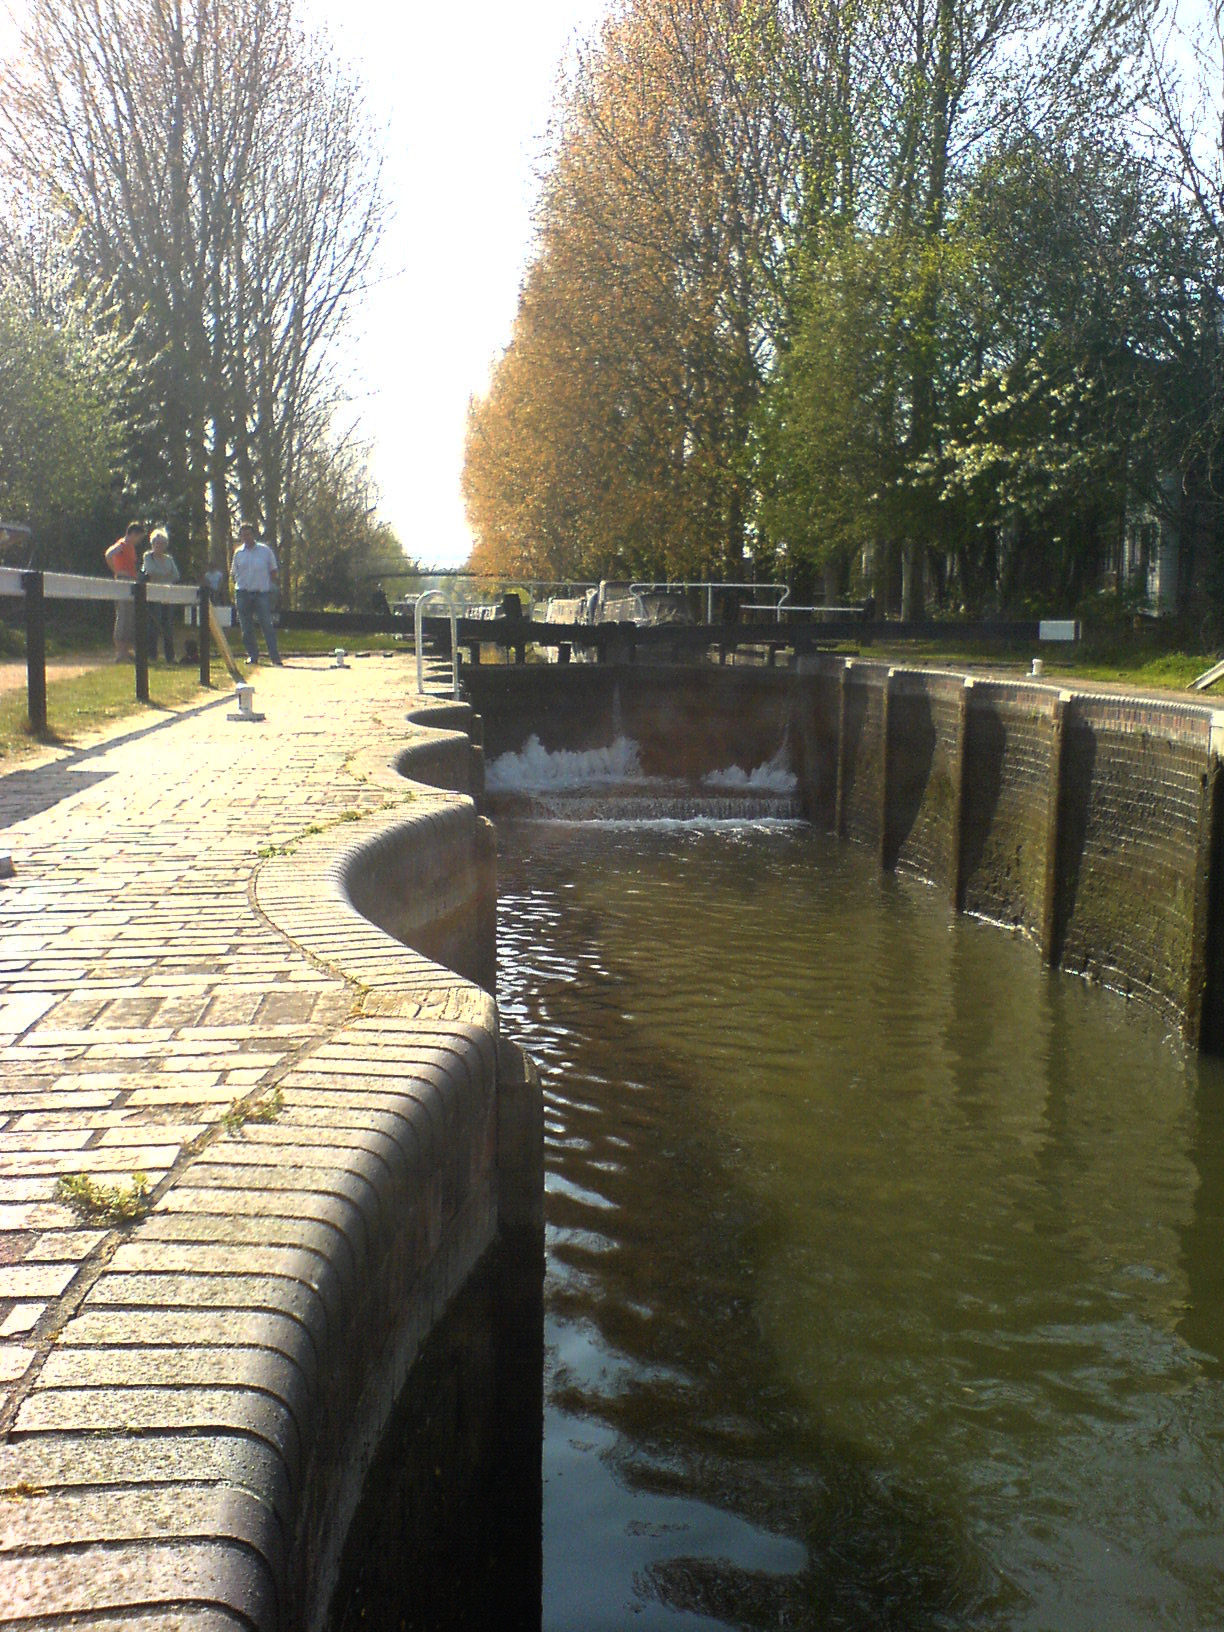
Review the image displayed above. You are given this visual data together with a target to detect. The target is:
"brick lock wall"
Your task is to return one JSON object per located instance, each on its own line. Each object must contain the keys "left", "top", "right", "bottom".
{"left": 885, "top": 671, "right": 963, "bottom": 888}
{"left": 841, "top": 662, "right": 888, "bottom": 848}
{"left": 806, "top": 662, "right": 1221, "bottom": 1039}
{"left": 960, "top": 684, "right": 1057, "bottom": 937}
{"left": 463, "top": 659, "right": 1224, "bottom": 1043}
{"left": 791, "top": 670, "right": 840, "bottom": 828}
{"left": 1054, "top": 699, "right": 1211, "bottom": 1023}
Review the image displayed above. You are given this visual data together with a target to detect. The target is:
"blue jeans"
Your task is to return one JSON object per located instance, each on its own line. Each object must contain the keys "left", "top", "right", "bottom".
{"left": 150, "top": 604, "right": 176, "bottom": 662}
{"left": 235, "top": 589, "right": 281, "bottom": 664}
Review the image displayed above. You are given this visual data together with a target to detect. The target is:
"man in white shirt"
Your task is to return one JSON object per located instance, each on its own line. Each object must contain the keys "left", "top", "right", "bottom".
{"left": 230, "top": 522, "right": 283, "bottom": 666}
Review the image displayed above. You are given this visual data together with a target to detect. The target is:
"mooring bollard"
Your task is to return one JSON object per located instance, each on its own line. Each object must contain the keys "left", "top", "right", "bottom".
{"left": 332, "top": 647, "right": 348, "bottom": 668}
{"left": 227, "top": 681, "right": 265, "bottom": 722}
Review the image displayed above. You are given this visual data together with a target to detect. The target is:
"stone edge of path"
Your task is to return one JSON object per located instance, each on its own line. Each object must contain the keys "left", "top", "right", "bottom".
{"left": 0, "top": 695, "right": 526, "bottom": 1632}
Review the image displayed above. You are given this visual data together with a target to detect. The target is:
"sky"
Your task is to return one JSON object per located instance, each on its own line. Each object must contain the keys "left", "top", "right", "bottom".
{"left": 306, "top": 0, "right": 613, "bottom": 571}
{"left": 0, "top": 0, "right": 612, "bottom": 572}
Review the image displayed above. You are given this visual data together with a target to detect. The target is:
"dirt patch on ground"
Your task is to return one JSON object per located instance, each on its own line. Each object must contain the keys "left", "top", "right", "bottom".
{"left": 0, "top": 654, "right": 110, "bottom": 694}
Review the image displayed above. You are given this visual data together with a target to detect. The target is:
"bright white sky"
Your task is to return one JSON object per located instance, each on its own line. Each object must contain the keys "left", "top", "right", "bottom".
{"left": 319, "top": 0, "right": 613, "bottom": 571}
{"left": 0, "top": 0, "right": 612, "bottom": 572}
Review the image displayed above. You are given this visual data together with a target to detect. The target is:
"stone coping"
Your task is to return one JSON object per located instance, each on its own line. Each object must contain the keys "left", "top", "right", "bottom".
{"left": 0, "top": 660, "right": 512, "bottom": 1631}
{"left": 803, "top": 653, "right": 1224, "bottom": 747}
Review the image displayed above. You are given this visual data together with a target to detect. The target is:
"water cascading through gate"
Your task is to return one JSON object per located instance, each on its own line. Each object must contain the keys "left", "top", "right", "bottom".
{"left": 483, "top": 731, "right": 802, "bottom": 824}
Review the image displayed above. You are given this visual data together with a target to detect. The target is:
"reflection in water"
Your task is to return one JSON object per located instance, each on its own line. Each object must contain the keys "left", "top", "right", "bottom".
{"left": 497, "top": 821, "right": 1224, "bottom": 1632}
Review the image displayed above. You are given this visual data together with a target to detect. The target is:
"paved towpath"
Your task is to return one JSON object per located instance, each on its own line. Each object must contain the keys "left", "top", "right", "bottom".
{"left": 0, "top": 653, "right": 430, "bottom": 1392}
{"left": 0, "top": 652, "right": 476, "bottom": 1625}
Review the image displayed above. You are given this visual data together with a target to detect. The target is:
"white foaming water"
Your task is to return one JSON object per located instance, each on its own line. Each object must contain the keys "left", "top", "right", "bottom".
{"left": 702, "top": 745, "right": 798, "bottom": 794}
{"left": 546, "top": 815, "right": 803, "bottom": 831}
{"left": 486, "top": 733, "right": 797, "bottom": 796}
{"left": 485, "top": 733, "right": 803, "bottom": 823}
{"left": 486, "top": 733, "right": 646, "bottom": 793}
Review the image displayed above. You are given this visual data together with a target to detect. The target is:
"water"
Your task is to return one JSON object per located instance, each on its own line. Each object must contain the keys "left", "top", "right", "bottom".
{"left": 484, "top": 733, "right": 803, "bottom": 822}
{"left": 495, "top": 817, "right": 1224, "bottom": 1632}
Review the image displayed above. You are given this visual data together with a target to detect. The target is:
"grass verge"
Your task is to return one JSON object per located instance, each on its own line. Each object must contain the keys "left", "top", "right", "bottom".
{"left": 864, "top": 634, "right": 1218, "bottom": 693}
{"left": 277, "top": 628, "right": 412, "bottom": 656}
{"left": 0, "top": 662, "right": 214, "bottom": 766}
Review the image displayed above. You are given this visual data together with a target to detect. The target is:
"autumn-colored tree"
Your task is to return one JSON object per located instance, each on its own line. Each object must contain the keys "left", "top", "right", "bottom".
{"left": 464, "top": 173, "right": 721, "bottom": 582}
{"left": 465, "top": 0, "right": 842, "bottom": 582}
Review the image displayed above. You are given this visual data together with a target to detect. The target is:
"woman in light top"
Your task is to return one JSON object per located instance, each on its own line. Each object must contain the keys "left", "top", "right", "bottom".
{"left": 141, "top": 527, "right": 180, "bottom": 663}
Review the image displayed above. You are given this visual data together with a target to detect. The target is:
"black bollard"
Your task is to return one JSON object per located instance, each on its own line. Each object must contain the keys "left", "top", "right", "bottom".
{"left": 198, "top": 584, "right": 211, "bottom": 687}
{"left": 133, "top": 579, "right": 149, "bottom": 702}
{"left": 22, "top": 570, "right": 46, "bottom": 734}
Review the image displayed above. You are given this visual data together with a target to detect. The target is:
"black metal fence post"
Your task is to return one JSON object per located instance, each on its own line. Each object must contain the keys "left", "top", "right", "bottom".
{"left": 133, "top": 579, "right": 149, "bottom": 702}
{"left": 22, "top": 570, "right": 47, "bottom": 734}
{"left": 198, "top": 585, "right": 211, "bottom": 687}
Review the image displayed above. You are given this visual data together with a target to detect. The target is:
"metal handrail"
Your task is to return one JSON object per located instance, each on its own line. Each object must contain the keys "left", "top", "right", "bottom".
{"left": 629, "top": 580, "right": 789, "bottom": 623}
{"left": 782, "top": 603, "right": 867, "bottom": 620}
{"left": 414, "top": 589, "right": 460, "bottom": 699}
{"left": 0, "top": 566, "right": 198, "bottom": 605}
{"left": 1, "top": 566, "right": 216, "bottom": 730}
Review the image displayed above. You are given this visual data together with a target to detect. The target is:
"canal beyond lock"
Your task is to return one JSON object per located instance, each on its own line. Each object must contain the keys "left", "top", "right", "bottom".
{"left": 501, "top": 817, "right": 1224, "bottom": 1632}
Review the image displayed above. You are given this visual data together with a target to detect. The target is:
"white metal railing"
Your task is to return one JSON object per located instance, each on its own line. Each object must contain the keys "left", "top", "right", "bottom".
{"left": 414, "top": 589, "right": 460, "bottom": 699}
{"left": 782, "top": 602, "right": 865, "bottom": 620}
{"left": 0, "top": 564, "right": 213, "bottom": 731}
{"left": 0, "top": 565, "right": 198, "bottom": 607}
{"left": 630, "top": 580, "right": 790, "bottom": 623}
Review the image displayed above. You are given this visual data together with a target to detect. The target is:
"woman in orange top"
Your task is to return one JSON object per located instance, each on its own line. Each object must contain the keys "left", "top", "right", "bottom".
{"left": 104, "top": 521, "right": 144, "bottom": 661}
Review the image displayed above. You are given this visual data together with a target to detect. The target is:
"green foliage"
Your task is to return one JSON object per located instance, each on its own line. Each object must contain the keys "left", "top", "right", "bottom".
{"left": 291, "top": 436, "right": 413, "bottom": 610}
{"left": 911, "top": 137, "right": 1195, "bottom": 611}
{"left": 462, "top": 0, "right": 1224, "bottom": 622}
{"left": 222, "top": 1086, "right": 284, "bottom": 1135}
{"left": 755, "top": 226, "right": 920, "bottom": 585}
{"left": 0, "top": 662, "right": 208, "bottom": 764}
{"left": 0, "top": 280, "right": 132, "bottom": 561}
{"left": 755, "top": 124, "right": 1220, "bottom": 616}
{"left": 55, "top": 1170, "right": 152, "bottom": 1222}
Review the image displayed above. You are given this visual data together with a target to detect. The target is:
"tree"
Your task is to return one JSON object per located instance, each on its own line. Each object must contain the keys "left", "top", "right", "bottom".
{"left": 0, "top": 203, "right": 133, "bottom": 568}
{"left": 464, "top": 200, "right": 713, "bottom": 583}
{"left": 754, "top": 226, "right": 915, "bottom": 596}
{"left": 466, "top": 0, "right": 847, "bottom": 582}
{"left": 0, "top": 0, "right": 384, "bottom": 595}
{"left": 290, "top": 434, "right": 411, "bottom": 610}
{"left": 228, "top": 26, "right": 385, "bottom": 587}
{"left": 1136, "top": 1, "right": 1224, "bottom": 615}
{"left": 920, "top": 136, "right": 1198, "bottom": 611}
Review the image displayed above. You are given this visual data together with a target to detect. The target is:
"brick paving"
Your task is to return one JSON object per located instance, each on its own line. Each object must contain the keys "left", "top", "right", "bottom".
{"left": 0, "top": 652, "right": 496, "bottom": 1628}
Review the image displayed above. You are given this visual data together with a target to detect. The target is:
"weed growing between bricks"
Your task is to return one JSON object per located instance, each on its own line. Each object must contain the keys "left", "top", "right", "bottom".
{"left": 256, "top": 798, "right": 418, "bottom": 858}
{"left": 55, "top": 1171, "right": 152, "bottom": 1223}
{"left": 222, "top": 1086, "right": 285, "bottom": 1136}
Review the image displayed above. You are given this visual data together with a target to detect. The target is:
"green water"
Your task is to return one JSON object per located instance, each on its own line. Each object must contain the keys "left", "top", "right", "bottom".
{"left": 497, "top": 820, "right": 1224, "bottom": 1632}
